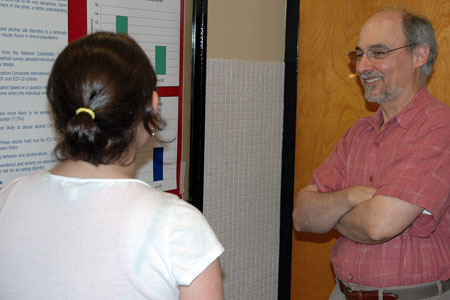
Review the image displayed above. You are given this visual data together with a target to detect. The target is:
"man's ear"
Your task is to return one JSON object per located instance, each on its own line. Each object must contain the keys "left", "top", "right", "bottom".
{"left": 413, "top": 45, "right": 430, "bottom": 68}
{"left": 151, "top": 91, "right": 159, "bottom": 112}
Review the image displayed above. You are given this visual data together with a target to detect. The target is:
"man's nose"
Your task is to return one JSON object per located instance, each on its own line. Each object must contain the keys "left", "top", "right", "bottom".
{"left": 356, "top": 53, "right": 374, "bottom": 74}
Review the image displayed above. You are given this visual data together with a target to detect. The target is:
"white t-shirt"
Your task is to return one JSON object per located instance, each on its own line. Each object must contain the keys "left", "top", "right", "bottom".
{"left": 0, "top": 171, "right": 224, "bottom": 300}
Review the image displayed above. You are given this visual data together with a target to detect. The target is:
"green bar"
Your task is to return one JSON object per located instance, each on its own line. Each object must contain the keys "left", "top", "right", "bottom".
{"left": 155, "top": 45, "right": 167, "bottom": 75}
{"left": 116, "top": 16, "right": 128, "bottom": 34}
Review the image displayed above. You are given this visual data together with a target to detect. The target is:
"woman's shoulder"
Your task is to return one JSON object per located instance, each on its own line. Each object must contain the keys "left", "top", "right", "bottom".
{"left": 129, "top": 183, "right": 201, "bottom": 221}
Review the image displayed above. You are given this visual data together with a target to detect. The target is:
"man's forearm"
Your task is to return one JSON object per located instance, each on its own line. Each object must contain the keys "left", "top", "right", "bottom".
{"left": 336, "top": 195, "right": 424, "bottom": 244}
{"left": 336, "top": 211, "right": 380, "bottom": 244}
{"left": 292, "top": 185, "right": 376, "bottom": 233}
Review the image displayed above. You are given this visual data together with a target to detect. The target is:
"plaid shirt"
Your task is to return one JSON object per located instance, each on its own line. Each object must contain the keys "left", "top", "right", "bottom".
{"left": 311, "top": 86, "right": 450, "bottom": 287}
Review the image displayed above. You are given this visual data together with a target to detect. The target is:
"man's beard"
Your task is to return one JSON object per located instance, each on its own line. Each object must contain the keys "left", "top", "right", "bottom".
{"left": 360, "top": 71, "right": 402, "bottom": 104}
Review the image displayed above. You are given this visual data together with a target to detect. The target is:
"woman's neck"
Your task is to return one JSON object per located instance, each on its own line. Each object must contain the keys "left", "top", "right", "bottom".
{"left": 49, "top": 159, "right": 136, "bottom": 179}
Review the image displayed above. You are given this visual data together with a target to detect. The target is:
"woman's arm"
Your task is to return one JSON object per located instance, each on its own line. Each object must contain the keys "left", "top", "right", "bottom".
{"left": 178, "top": 259, "right": 224, "bottom": 300}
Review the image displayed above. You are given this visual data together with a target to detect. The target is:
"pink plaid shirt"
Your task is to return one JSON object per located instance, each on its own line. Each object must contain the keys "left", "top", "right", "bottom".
{"left": 311, "top": 86, "right": 450, "bottom": 287}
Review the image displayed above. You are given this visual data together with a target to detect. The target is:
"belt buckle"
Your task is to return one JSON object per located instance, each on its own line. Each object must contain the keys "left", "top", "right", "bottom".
{"left": 338, "top": 280, "right": 399, "bottom": 299}
{"left": 339, "top": 280, "right": 362, "bottom": 295}
{"left": 343, "top": 285, "right": 358, "bottom": 294}
{"left": 344, "top": 286, "right": 373, "bottom": 299}
{"left": 339, "top": 280, "right": 357, "bottom": 293}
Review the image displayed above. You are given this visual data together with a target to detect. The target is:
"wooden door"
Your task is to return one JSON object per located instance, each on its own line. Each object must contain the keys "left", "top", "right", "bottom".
{"left": 291, "top": 1, "right": 450, "bottom": 299}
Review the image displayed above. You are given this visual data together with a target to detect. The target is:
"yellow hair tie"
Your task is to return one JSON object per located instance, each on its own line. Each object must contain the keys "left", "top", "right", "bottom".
{"left": 75, "top": 108, "right": 95, "bottom": 120}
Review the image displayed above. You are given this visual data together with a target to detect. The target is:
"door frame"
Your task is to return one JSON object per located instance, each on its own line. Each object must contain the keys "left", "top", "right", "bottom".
{"left": 278, "top": 0, "right": 299, "bottom": 298}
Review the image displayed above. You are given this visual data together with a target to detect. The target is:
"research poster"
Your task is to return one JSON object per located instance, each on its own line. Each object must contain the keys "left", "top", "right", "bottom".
{"left": 0, "top": 0, "right": 68, "bottom": 189}
{"left": 135, "top": 96, "right": 178, "bottom": 191}
{"left": 87, "top": 0, "right": 181, "bottom": 87}
{"left": 87, "top": 0, "right": 181, "bottom": 191}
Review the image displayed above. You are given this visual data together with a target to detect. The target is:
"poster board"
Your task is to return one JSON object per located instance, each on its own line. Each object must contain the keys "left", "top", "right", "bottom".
{"left": 0, "top": 0, "right": 184, "bottom": 196}
{"left": 0, "top": 0, "right": 68, "bottom": 188}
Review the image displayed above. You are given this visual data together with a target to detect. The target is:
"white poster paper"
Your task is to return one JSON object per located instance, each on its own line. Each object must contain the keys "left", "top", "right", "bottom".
{"left": 87, "top": 0, "right": 181, "bottom": 87}
{"left": 87, "top": 0, "right": 181, "bottom": 191}
{"left": 0, "top": 0, "right": 68, "bottom": 189}
{"left": 135, "top": 96, "right": 178, "bottom": 191}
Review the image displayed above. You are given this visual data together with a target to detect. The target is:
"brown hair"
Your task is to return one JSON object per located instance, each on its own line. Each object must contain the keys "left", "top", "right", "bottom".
{"left": 47, "top": 32, "right": 165, "bottom": 165}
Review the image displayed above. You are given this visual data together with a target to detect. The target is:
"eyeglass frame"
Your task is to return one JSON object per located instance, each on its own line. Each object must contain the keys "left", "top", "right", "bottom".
{"left": 347, "top": 44, "right": 415, "bottom": 66}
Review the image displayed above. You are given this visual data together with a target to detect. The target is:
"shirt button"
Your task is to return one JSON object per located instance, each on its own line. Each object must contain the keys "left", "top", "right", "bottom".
{"left": 369, "top": 176, "right": 373, "bottom": 182}
{"left": 374, "top": 141, "right": 380, "bottom": 147}
{"left": 348, "top": 274, "right": 353, "bottom": 280}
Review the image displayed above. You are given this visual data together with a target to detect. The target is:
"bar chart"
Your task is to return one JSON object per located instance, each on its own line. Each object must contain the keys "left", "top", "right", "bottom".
{"left": 135, "top": 96, "right": 178, "bottom": 191}
{"left": 87, "top": 0, "right": 181, "bottom": 192}
{"left": 87, "top": 0, "right": 180, "bottom": 87}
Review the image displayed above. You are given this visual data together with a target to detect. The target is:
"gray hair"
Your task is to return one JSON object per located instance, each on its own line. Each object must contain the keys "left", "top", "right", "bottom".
{"left": 402, "top": 12, "right": 438, "bottom": 81}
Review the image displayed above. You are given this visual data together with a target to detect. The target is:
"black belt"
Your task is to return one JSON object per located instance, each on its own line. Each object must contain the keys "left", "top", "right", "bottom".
{"left": 338, "top": 278, "right": 450, "bottom": 300}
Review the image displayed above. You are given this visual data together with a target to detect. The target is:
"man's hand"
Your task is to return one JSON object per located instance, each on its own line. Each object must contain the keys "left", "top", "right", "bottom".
{"left": 345, "top": 186, "right": 377, "bottom": 207}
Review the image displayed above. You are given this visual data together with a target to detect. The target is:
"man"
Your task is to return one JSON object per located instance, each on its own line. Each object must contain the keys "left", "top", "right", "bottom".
{"left": 292, "top": 9, "right": 450, "bottom": 300}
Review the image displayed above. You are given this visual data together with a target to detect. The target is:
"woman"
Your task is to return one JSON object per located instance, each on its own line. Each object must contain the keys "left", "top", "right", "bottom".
{"left": 0, "top": 32, "right": 224, "bottom": 300}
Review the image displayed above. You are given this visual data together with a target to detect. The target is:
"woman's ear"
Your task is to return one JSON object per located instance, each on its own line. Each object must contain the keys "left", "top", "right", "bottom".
{"left": 151, "top": 91, "right": 159, "bottom": 112}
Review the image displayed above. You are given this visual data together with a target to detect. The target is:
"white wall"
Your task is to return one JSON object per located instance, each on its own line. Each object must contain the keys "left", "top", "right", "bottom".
{"left": 204, "top": 1, "right": 286, "bottom": 298}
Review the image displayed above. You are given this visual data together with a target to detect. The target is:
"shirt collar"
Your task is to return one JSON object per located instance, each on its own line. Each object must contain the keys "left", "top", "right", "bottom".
{"left": 365, "top": 86, "right": 430, "bottom": 131}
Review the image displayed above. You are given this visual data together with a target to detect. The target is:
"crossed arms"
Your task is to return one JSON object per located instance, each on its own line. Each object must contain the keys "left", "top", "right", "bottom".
{"left": 292, "top": 184, "right": 424, "bottom": 244}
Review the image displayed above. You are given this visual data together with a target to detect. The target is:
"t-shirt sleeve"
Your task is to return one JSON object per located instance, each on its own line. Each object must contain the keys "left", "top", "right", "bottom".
{"left": 168, "top": 200, "right": 224, "bottom": 286}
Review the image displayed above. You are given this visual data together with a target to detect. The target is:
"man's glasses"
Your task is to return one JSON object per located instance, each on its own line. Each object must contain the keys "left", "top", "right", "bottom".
{"left": 347, "top": 44, "right": 415, "bottom": 66}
